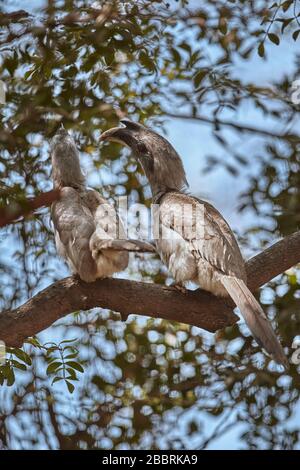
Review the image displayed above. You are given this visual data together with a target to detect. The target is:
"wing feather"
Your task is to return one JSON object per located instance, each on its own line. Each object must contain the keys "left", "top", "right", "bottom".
{"left": 51, "top": 187, "right": 98, "bottom": 282}
{"left": 159, "top": 192, "right": 246, "bottom": 280}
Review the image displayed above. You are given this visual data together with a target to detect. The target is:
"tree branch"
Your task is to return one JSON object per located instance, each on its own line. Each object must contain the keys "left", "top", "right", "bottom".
{"left": 1, "top": 231, "right": 300, "bottom": 348}
{"left": 165, "top": 112, "right": 299, "bottom": 141}
{"left": 0, "top": 189, "right": 60, "bottom": 227}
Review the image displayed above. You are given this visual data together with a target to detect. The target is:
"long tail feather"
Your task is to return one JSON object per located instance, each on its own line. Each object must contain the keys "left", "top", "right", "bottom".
{"left": 93, "top": 239, "right": 156, "bottom": 253}
{"left": 221, "top": 276, "right": 288, "bottom": 368}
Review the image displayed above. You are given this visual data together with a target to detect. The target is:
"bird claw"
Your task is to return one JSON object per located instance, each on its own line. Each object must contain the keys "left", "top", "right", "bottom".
{"left": 120, "top": 312, "right": 129, "bottom": 322}
{"left": 173, "top": 284, "right": 188, "bottom": 295}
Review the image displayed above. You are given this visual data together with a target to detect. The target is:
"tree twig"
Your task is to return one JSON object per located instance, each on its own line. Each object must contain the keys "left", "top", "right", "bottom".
{"left": 0, "top": 189, "right": 60, "bottom": 227}
{"left": 165, "top": 112, "right": 299, "bottom": 140}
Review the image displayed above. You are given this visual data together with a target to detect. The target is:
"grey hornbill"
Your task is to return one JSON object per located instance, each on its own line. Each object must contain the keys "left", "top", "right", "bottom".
{"left": 100, "top": 119, "right": 288, "bottom": 367}
{"left": 50, "top": 126, "right": 154, "bottom": 283}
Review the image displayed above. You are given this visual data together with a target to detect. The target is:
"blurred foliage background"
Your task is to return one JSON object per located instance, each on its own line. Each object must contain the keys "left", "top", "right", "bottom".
{"left": 0, "top": 0, "right": 300, "bottom": 449}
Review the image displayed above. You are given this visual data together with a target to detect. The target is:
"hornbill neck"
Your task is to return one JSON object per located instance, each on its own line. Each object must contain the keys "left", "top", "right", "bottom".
{"left": 139, "top": 159, "right": 187, "bottom": 203}
{"left": 51, "top": 130, "right": 85, "bottom": 189}
{"left": 52, "top": 160, "right": 85, "bottom": 190}
{"left": 134, "top": 147, "right": 188, "bottom": 202}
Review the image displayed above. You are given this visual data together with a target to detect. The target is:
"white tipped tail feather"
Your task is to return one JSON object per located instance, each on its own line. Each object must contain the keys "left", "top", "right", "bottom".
{"left": 221, "top": 276, "right": 288, "bottom": 368}
{"left": 90, "top": 239, "right": 156, "bottom": 254}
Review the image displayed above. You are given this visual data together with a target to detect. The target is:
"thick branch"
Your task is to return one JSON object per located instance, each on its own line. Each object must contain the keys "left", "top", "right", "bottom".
{"left": 246, "top": 230, "right": 300, "bottom": 291}
{"left": 0, "top": 189, "right": 60, "bottom": 227}
{"left": 1, "top": 231, "right": 300, "bottom": 347}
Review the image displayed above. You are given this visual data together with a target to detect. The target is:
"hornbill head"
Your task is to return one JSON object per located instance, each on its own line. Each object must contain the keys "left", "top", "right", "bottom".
{"left": 100, "top": 119, "right": 188, "bottom": 198}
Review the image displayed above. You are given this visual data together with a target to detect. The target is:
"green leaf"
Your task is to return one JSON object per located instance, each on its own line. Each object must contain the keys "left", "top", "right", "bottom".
{"left": 288, "top": 273, "right": 297, "bottom": 285}
{"left": 62, "top": 345, "right": 77, "bottom": 352}
{"left": 66, "top": 368, "right": 78, "bottom": 380}
{"left": 47, "top": 355, "right": 60, "bottom": 364}
{"left": 25, "top": 337, "right": 42, "bottom": 349}
{"left": 282, "top": 0, "right": 293, "bottom": 12}
{"left": 280, "top": 17, "right": 293, "bottom": 33}
{"left": 65, "top": 380, "right": 75, "bottom": 394}
{"left": 188, "top": 420, "right": 198, "bottom": 434}
{"left": 258, "top": 42, "right": 265, "bottom": 57}
{"left": 66, "top": 361, "right": 84, "bottom": 373}
{"left": 45, "top": 346, "right": 59, "bottom": 355}
{"left": 178, "top": 42, "right": 192, "bottom": 54}
{"left": 46, "top": 362, "right": 62, "bottom": 375}
{"left": 11, "top": 360, "right": 27, "bottom": 371}
{"left": 24, "top": 68, "right": 35, "bottom": 81}
{"left": 171, "top": 48, "right": 181, "bottom": 67}
{"left": 193, "top": 69, "right": 207, "bottom": 88}
{"left": 268, "top": 33, "right": 280, "bottom": 45}
{"left": 293, "top": 29, "right": 300, "bottom": 41}
{"left": 60, "top": 338, "right": 77, "bottom": 344}
{"left": 219, "top": 19, "right": 228, "bottom": 35}
{"left": 11, "top": 348, "right": 32, "bottom": 366}
{"left": 4, "top": 366, "right": 15, "bottom": 386}
{"left": 64, "top": 353, "right": 78, "bottom": 359}
{"left": 139, "top": 51, "right": 156, "bottom": 72}
{"left": 52, "top": 376, "right": 64, "bottom": 385}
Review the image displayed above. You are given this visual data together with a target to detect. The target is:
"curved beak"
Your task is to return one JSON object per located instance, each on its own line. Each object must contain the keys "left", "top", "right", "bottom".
{"left": 99, "top": 127, "right": 121, "bottom": 142}
{"left": 99, "top": 126, "right": 134, "bottom": 148}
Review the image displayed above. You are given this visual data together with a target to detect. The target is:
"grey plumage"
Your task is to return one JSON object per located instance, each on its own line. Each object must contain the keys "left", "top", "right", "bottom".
{"left": 100, "top": 119, "right": 288, "bottom": 367}
{"left": 51, "top": 127, "right": 154, "bottom": 283}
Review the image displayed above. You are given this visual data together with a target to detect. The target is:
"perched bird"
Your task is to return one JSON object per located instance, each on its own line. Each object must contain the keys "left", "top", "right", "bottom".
{"left": 50, "top": 126, "right": 154, "bottom": 283}
{"left": 100, "top": 119, "right": 288, "bottom": 367}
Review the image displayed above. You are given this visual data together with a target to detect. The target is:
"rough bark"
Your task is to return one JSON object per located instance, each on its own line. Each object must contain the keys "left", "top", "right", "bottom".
{"left": 1, "top": 231, "right": 300, "bottom": 347}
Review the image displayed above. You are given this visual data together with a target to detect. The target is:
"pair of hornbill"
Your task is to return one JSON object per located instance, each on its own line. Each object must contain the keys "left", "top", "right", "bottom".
{"left": 50, "top": 119, "right": 287, "bottom": 367}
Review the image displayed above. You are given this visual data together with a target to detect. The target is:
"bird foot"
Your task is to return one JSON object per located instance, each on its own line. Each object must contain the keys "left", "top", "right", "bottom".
{"left": 173, "top": 284, "right": 188, "bottom": 295}
{"left": 120, "top": 312, "right": 129, "bottom": 322}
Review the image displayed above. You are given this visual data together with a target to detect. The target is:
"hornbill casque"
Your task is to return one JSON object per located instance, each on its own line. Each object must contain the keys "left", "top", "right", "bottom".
{"left": 100, "top": 119, "right": 288, "bottom": 367}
